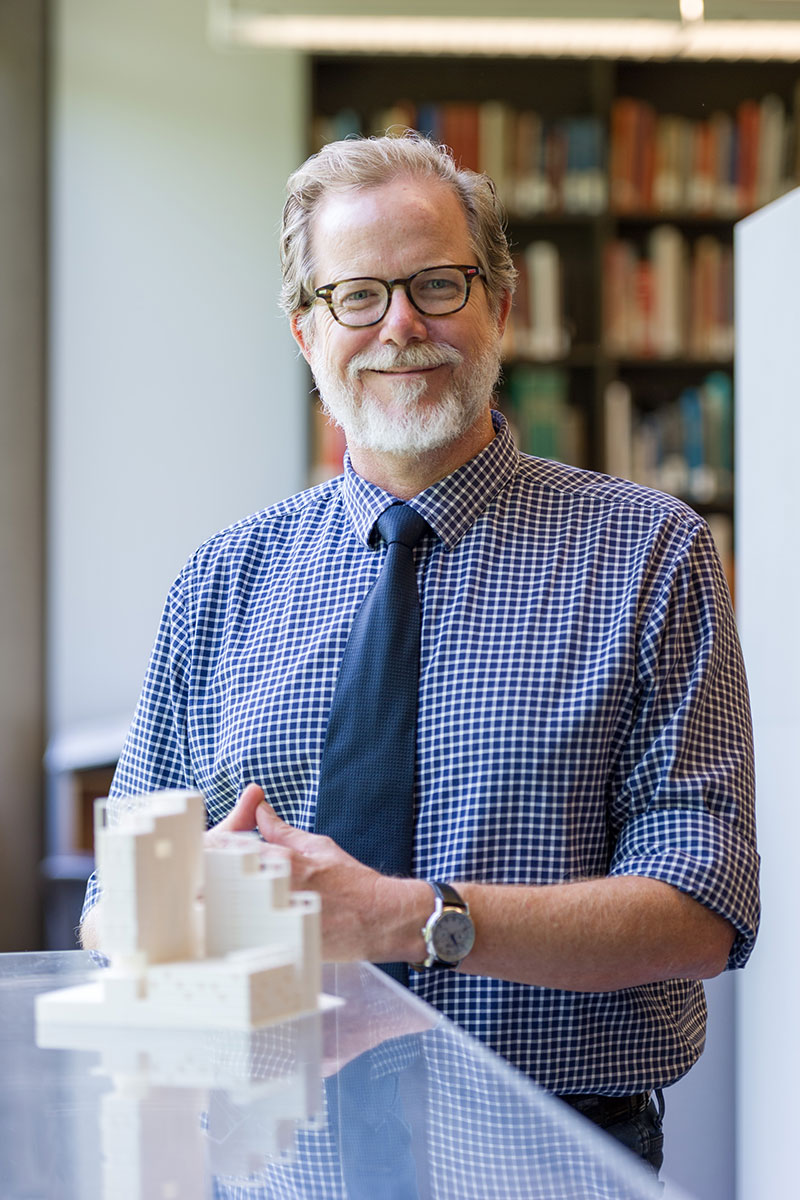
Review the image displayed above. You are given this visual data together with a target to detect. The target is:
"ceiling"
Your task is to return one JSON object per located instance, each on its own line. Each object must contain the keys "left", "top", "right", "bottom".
{"left": 208, "top": 0, "right": 800, "bottom": 59}
{"left": 217, "top": 1, "right": 800, "bottom": 17}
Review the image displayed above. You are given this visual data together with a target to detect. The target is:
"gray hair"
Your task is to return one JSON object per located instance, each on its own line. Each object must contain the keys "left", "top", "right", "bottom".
{"left": 280, "top": 132, "right": 517, "bottom": 332}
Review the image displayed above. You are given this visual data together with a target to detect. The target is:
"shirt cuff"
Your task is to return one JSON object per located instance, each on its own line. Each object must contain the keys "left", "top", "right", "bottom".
{"left": 610, "top": 809, "right": 761, "bottom": 971}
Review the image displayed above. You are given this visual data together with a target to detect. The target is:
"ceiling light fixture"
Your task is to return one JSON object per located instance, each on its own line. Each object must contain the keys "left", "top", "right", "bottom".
{"left": 208, "top": 3, "right": 800, "bottom": 61}
{"left": 679, "top": 0, "right": 705, "bottom": 22}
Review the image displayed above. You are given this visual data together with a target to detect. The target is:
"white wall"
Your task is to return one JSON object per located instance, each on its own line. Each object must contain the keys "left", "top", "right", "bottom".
{"left": 48, "top": 0, "right": 307, "bottom": 735}
{"left": 734, "top": 187, "right": 800, "bottom": 1200}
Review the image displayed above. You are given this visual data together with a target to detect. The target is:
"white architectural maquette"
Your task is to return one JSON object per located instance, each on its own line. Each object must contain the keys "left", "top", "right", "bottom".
{"left": 36, "top": 789, "right": 324, "bottom": 1030}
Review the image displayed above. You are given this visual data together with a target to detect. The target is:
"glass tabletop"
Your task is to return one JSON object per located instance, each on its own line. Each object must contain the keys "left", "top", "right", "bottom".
{"left": 0, "top": 951, "right": 691, "bottom": 1199}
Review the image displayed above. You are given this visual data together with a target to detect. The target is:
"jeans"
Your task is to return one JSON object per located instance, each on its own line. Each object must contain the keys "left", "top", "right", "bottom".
{"left": 603, "top": 1091, "right": 665, "bottom": 1175}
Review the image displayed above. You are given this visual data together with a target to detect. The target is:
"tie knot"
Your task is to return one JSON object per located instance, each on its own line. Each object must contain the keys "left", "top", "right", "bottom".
{"left": 376, "top": 504, "right": 430, "bottom": 551}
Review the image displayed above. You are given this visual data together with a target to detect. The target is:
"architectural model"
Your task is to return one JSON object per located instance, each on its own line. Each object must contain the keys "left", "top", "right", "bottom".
{"left": 36, "top": 788, "right": 324, "bottom": 1031}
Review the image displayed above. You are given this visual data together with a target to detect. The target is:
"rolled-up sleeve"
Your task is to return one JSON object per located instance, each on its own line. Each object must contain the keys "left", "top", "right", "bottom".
{"left": 608, "top": 519, "right": 759, "bottom": 970}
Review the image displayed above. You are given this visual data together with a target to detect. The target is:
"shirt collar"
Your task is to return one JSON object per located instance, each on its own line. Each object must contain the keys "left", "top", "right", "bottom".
{"left": 341, "top": 410, "right": 519, "bottom": 550}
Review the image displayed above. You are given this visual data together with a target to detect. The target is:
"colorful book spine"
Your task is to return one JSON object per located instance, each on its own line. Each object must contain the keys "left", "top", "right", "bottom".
{"left": 507, "top": 242, "right": 570, "bottom": 361}
{"left": 309, "top": 406, "right": 346, "bottom": 485}
{"left": 610, "top": 94, "right": 797, "bottom": 216}
{"left": 316, "top": 93, "right": 798, "bottom": 218}
{"left": 603, "top": 371, "right": 733, "bottom": 505}
{"left": 603, "top": 228, "right": 733, "bottom": 361}
{"left": 505, "top": 366, "right": 582, "bottom": 465}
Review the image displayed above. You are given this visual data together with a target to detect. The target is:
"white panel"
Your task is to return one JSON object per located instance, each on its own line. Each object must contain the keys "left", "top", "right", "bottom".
{"left": 48, "top": 0, "right": 308, "bottom": 732}
{"left": 661, "top": 974, "right": 735, "bottom": 1200}
{"left": 734, "top": 186, "right": 800, "bottom": 1199}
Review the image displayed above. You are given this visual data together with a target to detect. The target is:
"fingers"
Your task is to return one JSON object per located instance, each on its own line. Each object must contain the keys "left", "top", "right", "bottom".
{"left": 211, "top": 786, "right": 313, "bottom": 852}
{"left": 211, "top": 788, "right": 346, "bottom": 880}
{"left": 255, "top": 800, "right": 317, "bottom": 854}
{"left": 208, "top": 783, "right": 266, "bottom": 835}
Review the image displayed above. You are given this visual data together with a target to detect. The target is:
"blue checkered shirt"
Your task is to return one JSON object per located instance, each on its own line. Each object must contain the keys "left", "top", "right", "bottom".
{"left": 84, "top": 411, "right": 758, "bottom": 1095}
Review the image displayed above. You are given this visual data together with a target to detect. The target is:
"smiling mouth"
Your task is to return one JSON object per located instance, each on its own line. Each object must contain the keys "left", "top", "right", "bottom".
{"left": 368, "top": 364, "right": 443, "bottom": 375}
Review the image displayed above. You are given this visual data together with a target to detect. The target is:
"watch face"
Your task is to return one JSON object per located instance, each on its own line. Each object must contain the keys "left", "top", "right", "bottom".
{"left": 432, "top": 910, "right": 476, "bottom": 963}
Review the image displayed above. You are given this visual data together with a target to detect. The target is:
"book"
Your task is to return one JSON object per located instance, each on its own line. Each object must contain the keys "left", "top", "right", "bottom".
{"left": 792, "top": 80, "right": 800, "bottom": 185}
{"left": 687, "top": 120, "right": 716, "bottom": 213}
{"left": 706, "top": 512, "right": 735, "bottom": 602}
{"left": 710, "top": 110, "right": 739, "bottom": 216}
{"left": 504, "top": 251, "right": 530, "bottom": 360}
{"left": 610, "top": 98, "right": 642, "bottom": 212}
{"left": 478, "top": 100, "right": 514, "bottom": 203}
{"left": 604, "top": 370, "right": 733, "bottom": 505}
{"left": 441, "top": 102, "right": 480, "bottom": 172}
{"left": 524, "top": 240, "right": 569, "bottom": 360}
{"left": 332, "top": 108, "right": 362, "bottom": 141}
{"left": 689, "top": 236, "right": 734, "bottom": 359}
{"left": 506, "top": 366, "right": 577, "bottom": 463}
{"left": 702, "top": 370, "right": 733, "bottom": 500}
{"left": 602, "top": 239, "right": 637, "bottom": 356}
{"left": 736, "top": 98, "right": 760, "bottom": 212}
{"left": 653, "top": 115, "right": 686, "bottom": 212}
{"left": 680, "top": 386, "right": 717, "bottom": 503}
{"left": 756, "top": 93, "right": 786, "bottom": 208}
{"left": 657, "top": 400, "right": 690, "bottom": 498}
{"left": 512, "top": 109, "right": 547, "bottom": 215}
{"left": 636, "top": 103, "right": 657, "bottom": 213}
{"left": 632, "top": 258, "right": 656, "bottom": 358}
{"left": 603, "top": 229, "right": 732, "bottom": 360}
{"left": 372, "top": 102, "right": 417, "bottom": 138}
{"left": 563, "top": 116, "right": 607, "bottom": 214}
{"left": 309, "top": 406, "right": 346, "bottom": 485}
{"left": 415, "top": 103, "right": 442, "bottom": 142}
{"left": 631, "top": 415, "right": 660, "bottom": 491}
{"left": 603, "top": 380, "right": 633, "bottom": 482}
{"left": 648, "top": 224, "right": 687, "bottom": 358}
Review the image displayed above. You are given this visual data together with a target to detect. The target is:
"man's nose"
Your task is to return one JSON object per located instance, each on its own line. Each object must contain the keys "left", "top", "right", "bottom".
{"left": 378, "top": 286, "right": 428, "bottom": 346}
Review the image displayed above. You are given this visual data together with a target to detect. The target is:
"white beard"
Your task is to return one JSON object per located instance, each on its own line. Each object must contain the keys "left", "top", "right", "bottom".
{"left": 308, "top": 338, "right": 503, "bottom": 457}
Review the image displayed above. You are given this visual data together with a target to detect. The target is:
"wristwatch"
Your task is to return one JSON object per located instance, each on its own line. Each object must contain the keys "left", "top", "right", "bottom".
{"left": 411, "top": 881, "right": 476, "bottom": 970}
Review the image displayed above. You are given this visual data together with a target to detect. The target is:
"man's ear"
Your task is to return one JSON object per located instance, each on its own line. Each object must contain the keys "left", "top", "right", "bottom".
{"left": 291, "top": 311, "right": 314, "bottom": 364}
{"left": 495, "top": 289, "right": 513, "bottom": 340}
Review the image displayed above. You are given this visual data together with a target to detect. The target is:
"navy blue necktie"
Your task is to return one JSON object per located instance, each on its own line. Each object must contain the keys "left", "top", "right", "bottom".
{"left": 314, "top": 504, "right": 430, "bottom": 985}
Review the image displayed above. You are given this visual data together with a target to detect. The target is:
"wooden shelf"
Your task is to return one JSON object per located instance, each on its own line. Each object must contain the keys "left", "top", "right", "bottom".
{"left": 308, "top": 51, "right": 799, "bottom": 543}
{"left": 611, "top": 356, "right": 735, "bottom": 370}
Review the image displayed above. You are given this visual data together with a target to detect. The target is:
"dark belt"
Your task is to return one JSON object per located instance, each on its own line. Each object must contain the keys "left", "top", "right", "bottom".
{"left": 558, "top": 1091, "right": 650, "bottom": 1129}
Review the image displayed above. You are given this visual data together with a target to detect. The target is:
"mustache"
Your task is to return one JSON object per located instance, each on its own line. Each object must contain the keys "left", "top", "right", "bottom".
{"left": 346, "top": 343, "right": 463, "bottom": 379}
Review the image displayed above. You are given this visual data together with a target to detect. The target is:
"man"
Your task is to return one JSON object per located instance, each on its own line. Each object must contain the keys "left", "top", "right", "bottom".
{"left": 81, "top": 134, "right": 759, "bottom": 1170}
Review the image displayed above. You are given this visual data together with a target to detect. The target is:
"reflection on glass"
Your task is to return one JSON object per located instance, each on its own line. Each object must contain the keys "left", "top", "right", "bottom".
{"left": 27, "top": 961, "right": 682, "bottom": 1200}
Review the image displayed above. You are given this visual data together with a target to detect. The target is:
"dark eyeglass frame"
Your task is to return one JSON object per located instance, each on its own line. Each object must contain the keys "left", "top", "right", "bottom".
{"left": 312, "top": 264, "right": 485, "bottom": 328}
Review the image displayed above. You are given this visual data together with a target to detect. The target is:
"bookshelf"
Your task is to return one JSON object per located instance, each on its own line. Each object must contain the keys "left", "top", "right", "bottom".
{"left": 307, "top": 53, "right": 800, "bottom": 591}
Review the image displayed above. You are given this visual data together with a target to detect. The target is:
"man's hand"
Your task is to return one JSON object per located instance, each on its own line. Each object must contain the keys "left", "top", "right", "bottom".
{"left": 78, "top": 901, "right": 101, "bottom": 951}
{"left": 232, "top": 785, "right": 431, "bottom": 964}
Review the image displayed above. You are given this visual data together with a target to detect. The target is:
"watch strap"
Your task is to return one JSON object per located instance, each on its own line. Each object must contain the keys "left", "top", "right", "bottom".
{"left": 431, "top": 881, "right": 465, "bottom": 909}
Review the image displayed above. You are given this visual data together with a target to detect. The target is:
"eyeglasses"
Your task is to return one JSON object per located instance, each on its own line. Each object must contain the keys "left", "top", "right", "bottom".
{"left": 313, "top": 264, "right": 485, "bottom": 328}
